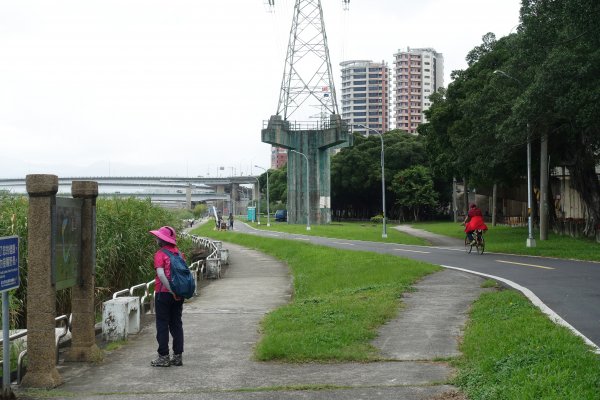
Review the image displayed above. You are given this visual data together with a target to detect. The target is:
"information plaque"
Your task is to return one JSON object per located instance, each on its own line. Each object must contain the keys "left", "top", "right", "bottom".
{"left": 0, "top": 236, "right": 19, "bottom": 292}
{"left": 52, "top": 197, "right": 83, "bottom": 290}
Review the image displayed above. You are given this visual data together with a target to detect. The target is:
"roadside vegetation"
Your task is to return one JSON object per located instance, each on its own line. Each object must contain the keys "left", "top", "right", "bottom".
{"left": 251, "top": 219, "right": 427, "bottom": 246}
{"left": 454, "top": 289, "right": 600, "bottom": 399}
{"left": 413, "top": 221, "right": 600, "bottom": 262}
{"left": 235, "top": 216, "right": 600, "bottom": 262}
{"left": 0, "top": 195, "right": 193, "bottom": 328}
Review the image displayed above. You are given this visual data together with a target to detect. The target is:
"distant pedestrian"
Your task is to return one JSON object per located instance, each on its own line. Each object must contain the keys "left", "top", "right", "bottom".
{"left": 217, "top": 212, "right": 223, "bottom": 231}
{"left": 228, "top": 213, "right": 234, "bottom": 230}
{"left": 148, "top": 226, "right": 185, "bottom": 367}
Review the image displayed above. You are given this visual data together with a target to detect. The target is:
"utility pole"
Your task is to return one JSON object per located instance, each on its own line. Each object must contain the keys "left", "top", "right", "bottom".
{"left": 452, "top": 177, "right": 458, "bottom": 223}
{"left": 540, "top": 132, "right": 549, "bottom": 240}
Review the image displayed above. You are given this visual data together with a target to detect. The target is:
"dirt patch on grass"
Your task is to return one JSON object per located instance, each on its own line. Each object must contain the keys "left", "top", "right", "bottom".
{"left": 428, "top": 390, "right": 467, "bottom": 400}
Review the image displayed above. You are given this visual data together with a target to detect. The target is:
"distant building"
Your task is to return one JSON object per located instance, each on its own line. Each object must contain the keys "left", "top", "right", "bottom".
{"left": 340, "top": 60, "right": 391, "bottom": 136}
{"left": 393, "top": 47, "right": 444, "bottom": 134}
{"left": 271, "top": 146, "right": 288, "bottom": 169}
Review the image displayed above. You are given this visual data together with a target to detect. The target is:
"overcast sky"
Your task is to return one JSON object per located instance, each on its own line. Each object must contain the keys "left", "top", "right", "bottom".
{"left": 0, "top": 0, "right": 521, "bottom": 179}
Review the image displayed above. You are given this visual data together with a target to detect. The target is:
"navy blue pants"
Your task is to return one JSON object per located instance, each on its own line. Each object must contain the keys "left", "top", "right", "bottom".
{"left": 155, "top": 292, "right": 184, "bottom": 356}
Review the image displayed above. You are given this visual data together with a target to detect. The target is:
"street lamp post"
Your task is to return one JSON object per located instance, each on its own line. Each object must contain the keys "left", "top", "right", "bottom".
{"left": 254, "top": 165, "right": 270, "bottom": 227}
{"left": 290, "top": 149, "right": 311, "bottom": 231}
{"left": 354, "top": 124, "right": 387, "bottom": 239}
{"left": 494, "top": 70, "right": 536, "bottom": 247}
{"left": 252, "top": 176, "right": 261, "bottom": 225}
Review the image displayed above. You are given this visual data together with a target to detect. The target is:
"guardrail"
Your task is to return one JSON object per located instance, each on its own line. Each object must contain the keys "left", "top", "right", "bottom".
{"left": 186, "top": 234, "right": 222, "bottom": 279}
{"left": 0, "top": 314, "right": 70, "bottom": 384}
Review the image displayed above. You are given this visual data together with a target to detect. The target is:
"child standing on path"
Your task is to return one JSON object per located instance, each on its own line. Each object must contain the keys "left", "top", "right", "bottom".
{"left": 149, "top": 226, "right": 185, "bottom": 367}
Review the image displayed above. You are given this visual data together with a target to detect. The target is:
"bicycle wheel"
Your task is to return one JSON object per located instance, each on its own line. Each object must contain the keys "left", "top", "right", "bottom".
{"left": 464, "top": 236, "right": 473, "bottom": 254}
{"left": 476, "top": 236, "right": 485, "bottom": 255}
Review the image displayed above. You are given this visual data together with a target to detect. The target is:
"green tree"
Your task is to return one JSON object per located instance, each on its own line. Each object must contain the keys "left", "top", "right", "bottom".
{"left": 331, "top": 131, "right": 429, "bottom": 219}
{"left": 192, "top": 203, "right": 207, "bottom": 219}
{"left": 391, "top": 166, "right": 438, "bottom": 221}
{"left": 258, "top": 164, "right": 287, "bottom": 207}
{"left": 515, "top": 0, "right": 600, "bottom": 234}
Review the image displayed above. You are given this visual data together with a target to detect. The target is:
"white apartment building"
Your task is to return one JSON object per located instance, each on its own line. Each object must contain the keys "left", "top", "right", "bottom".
{"left": 393, "top": 47, "right": 444, "bottom": 134}
{"left": 340, "top": 60, "right": 391, "bottom": 136}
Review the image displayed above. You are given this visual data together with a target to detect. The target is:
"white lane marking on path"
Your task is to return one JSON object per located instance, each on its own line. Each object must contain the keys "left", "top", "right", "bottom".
{"left": 441, "top": 264, "right": 600, "bottom": 355}
{"left": 332, "top": 242, "right": 355, "bottom": 246}
{"left": 496, "top": 260, "right": 555, "bottom": 270}
{"left": 294, "top": 238, "right": 310, "bottom": 241}
{"left": 393, "top": 248, "right": 430, "bottom": 254}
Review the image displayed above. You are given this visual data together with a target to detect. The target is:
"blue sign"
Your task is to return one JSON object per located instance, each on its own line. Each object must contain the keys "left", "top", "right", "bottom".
{"left": 0, "top": 236, "right": 19, "bottom": 292}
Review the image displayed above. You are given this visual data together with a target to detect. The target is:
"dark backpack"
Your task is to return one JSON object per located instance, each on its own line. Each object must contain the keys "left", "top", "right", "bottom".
{"left": 161, "top": 249, "right": 196, "bottom": 299}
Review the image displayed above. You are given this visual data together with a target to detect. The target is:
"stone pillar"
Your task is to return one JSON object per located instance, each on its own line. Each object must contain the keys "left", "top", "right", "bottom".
{"left": 66, "top": 181, "right": 102, "bottom": 362}
{"left": 22, "top": 175, "right": 63, "bottom": 388}
{"left": 186, "top": 183, "right": 192, "bottom": 210}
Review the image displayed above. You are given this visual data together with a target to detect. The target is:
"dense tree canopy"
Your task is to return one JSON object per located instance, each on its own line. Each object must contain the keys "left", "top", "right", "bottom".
{"left": 421, "top": 0, "right": 600, "bottom": 235}
{"left": 331, "top": 131, "right": 431, "bottom": 220}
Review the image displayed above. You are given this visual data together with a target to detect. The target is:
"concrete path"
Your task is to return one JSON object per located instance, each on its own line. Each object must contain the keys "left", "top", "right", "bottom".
{"left": 16, "top": 241, "right": 485, "bottom": 399}
{"left": 393, "top": 225, "right": 465, "bottom": 248}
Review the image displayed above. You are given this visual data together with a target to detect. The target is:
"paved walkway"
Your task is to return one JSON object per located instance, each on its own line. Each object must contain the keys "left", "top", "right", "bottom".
{"left": 393, "top": 225, "right": 465, "bottom": 248}
{"left": 17, "top": 239, "right": 485, "bottom": 400}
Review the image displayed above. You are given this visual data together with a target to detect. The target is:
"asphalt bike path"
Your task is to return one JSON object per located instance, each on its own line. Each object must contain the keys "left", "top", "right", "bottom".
{"left": 18, "top": 239, "right": 483, "bottom": 399}
{"left": 236, "top": 222, "right": 600, "bottom": 353}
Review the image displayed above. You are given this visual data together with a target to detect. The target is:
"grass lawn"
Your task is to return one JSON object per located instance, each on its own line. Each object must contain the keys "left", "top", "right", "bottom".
{"left": 413, "top": 221, "right": 600, "bottom": 262}
{"left": 246, "top": 218, "right": 428, "bottom": 246}
{"left": 454, "top": 288, "right": 600, "bottom": 399}
{"left": 193, "top": 222, "right": 439, "bottom": 361}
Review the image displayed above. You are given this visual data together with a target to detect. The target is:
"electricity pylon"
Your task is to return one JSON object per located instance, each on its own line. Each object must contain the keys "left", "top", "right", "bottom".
{"left": 262, "top": 0, "right": 352, "bottom": 225}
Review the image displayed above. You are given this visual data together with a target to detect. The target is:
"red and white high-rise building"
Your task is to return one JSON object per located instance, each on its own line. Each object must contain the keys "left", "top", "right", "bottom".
{"left": 393, "top": 47, "right": 444, "bottom": 134}
{"left": 271, "top": 146, "right": 288, "bottom": 169}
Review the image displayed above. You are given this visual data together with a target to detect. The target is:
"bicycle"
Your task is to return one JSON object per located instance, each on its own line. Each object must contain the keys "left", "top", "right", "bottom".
{"left": 464, "top": 229, "right": 485, "bottom": 254}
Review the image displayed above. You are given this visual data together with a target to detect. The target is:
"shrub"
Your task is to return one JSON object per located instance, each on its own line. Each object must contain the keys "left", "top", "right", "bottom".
{"left": 370, "top": 214, "right": 383, "bottom": 224}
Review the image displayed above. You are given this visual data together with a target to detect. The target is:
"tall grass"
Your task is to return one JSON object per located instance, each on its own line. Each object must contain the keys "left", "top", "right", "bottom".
{"left": 95, "top": 198, "right": 193, "bottom": 307}
{"left": 0, "top": 195, "right": 193, "bottom": 328}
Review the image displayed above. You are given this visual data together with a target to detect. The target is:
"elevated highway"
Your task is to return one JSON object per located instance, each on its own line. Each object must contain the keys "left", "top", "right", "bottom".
{"left": 0, "top": 176, "right": 260, "bottom": 210}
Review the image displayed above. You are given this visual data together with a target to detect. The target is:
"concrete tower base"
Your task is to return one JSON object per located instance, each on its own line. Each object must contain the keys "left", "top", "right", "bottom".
{"left": 262, "top": 115, "right": 351, "bottom": 225}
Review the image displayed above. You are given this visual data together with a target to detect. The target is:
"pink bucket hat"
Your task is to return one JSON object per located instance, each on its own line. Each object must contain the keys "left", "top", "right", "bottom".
{"left": 149, "top": 226, "right": 177, "bottom": 245}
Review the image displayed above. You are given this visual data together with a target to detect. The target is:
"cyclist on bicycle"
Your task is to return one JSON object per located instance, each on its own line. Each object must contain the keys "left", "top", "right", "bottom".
{"left": 463, "top": 203, "right": 488, "bottom": 245}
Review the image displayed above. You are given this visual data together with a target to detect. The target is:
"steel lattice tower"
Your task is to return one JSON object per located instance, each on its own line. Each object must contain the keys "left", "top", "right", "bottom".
{"left": 262, "top": 0, "right": 352, "bottom": 226}
{"left": 277, "top": 0, "right": 339, "bottom": 120}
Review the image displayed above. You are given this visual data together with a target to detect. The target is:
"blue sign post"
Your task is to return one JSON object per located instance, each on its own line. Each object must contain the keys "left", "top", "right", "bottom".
{"left": 0, "top": 235, "right": 19, "bottom": 397}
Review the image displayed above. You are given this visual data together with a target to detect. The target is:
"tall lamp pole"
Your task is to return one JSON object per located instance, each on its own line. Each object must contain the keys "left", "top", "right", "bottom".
{"left": 252, "top": 176, "right": 261, "bottom": 225}
{"left": 354, "top": 124, "right": 387, "bottom": 239}
{"left": 254, "top": 165, "right": 270, "bottom": 227}
{"left": 290, "top": 149, "right": 311, "bottom": 231}
{"left": 494, "top": 70, "right": 536, "bottom": 247}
